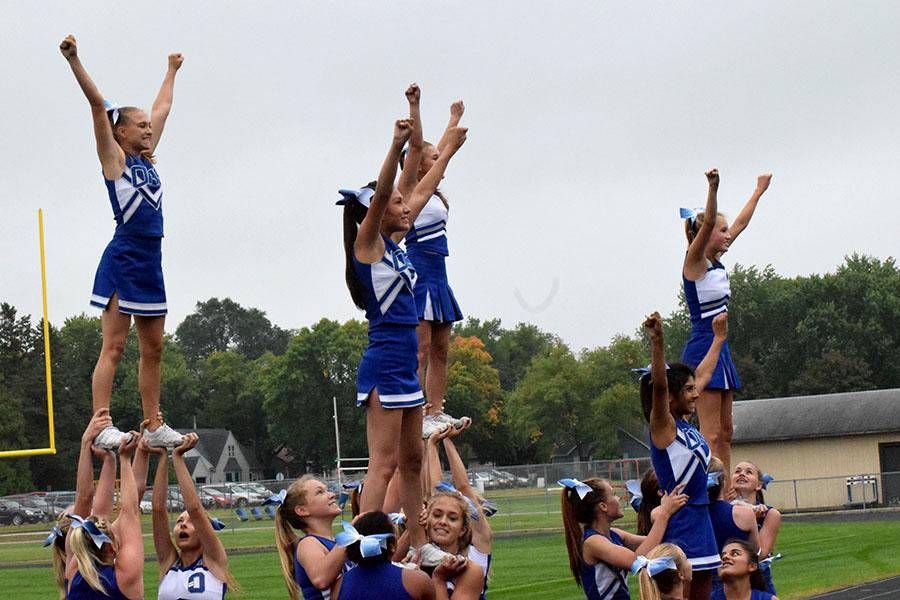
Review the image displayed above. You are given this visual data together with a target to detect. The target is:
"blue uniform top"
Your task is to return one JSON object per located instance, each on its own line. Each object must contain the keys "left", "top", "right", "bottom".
{"left": 294, "top": 535, "right": 352, "bottom": 600}
{"left": 683, "top": 259, "right": 730, "bottom": 330}
{"left": 709, "top": 500, "right": 749, "bottom": 552}
{"left": 352, "top": 235, "right": 419, "bottom": 328}
{"left": 68, "top": 565, "right": 131, "bottom": 600}
{"left": 337, "top": 562, "right": 414, "bottom": 600}
{"left": 580, "top": 529, "right": 629, "bottom": 600}
{"left": 158, "top": 555, "right": 227, "bottom": 600}
{"left": 404, "top": 194, "right": 449, "bottom": 256}
{"left": 650, "top": 419, "right": 712, "bottom": 505}
{"left": 711, "top": 589, "right": 775, "bottom": 600}
{"left": 104, "top": 155, "right": 164, "bottom": 237}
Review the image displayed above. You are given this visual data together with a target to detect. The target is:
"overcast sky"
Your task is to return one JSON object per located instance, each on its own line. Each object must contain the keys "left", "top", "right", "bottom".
{"left": 2, "top": 2, "right": 898, "bottom": 351}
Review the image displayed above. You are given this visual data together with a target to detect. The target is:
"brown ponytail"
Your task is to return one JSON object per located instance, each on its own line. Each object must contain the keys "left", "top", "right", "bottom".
{"left": 343, "top": 190, "right": 371, "bottom": 310}
{"left": 274, "top": 476, "right": 314, "bottom": 600}
{"left": 560, "top": 478, "right": 607, "bottom": 587}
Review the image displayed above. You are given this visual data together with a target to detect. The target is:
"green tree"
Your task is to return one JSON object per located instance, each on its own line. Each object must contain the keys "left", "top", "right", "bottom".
{"left": 0, "top": 385, "right": 33, "bottom": 494}
{"left": 455, "top": 318, "right": 557, "bottom": 390}
{"left": 175, "top": 297, "right": 292, "bottom": 365}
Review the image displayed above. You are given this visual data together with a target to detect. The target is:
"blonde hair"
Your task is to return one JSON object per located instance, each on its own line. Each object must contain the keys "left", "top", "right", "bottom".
{"left": 638, "top": 543, "right": 690, "bottom": 600}
{"left": 684, "top": 212, "right": 725, "bottom": 246}
{"left": 50, "top": 511, "right": 74, "bottom": 599}
{"left": 69, "top": 516, "right": 115, "bottom": 596}
{"left": 426, "top": 492, "right": 473, "bottom": 553}
{"left": 274, "top": 476, "right": 315, "bottom": 600}
{"left": 560, "top": 477, "right": 608, "bottom": 586}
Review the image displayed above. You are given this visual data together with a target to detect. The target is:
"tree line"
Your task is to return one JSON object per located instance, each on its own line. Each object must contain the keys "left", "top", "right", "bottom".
{"left": 0, "top": 255, "right": 897, "bottom": 494}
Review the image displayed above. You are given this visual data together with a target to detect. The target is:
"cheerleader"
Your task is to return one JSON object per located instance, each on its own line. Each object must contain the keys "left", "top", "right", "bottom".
{"left": 65, "top": 427, "right": 143, "bottom": 599}
{"left": 731, "top": 462, "right": 781, "bottom": 595}
{"left": 147, "top": 433, "right": 237, "bottom": 599}
{"left": 712, "top": 540, "right": 779, "bottom": 600}
{"left": 640, "top": 310, "right": 728, "bottom": 600}
{"left": 334, "top": 511, "right": 435, "bottom": 600}
{"left": 400, "top": 97, "right": 470, "bottom": 435}
{"left": 681, "top": 169, "right": 772, "bottom": 477}
{"left": 60, "top": 35, "right": 184, "bottom": 449}
{"left": 633, "top": 543, "right": 692, "bottom": 600}
{"left": 560, "top": 477, "right": 688, "bottom": 600}
{"left": 45, "top": 409, "right": 118, "bottom": 599}
{"left": 707, "top": 458, "right": 759, "bottom": 554}
{"left": 339, "top": 112, "right": 466, "bottom": 566}
{"left": 272, "top": 476, "right": 350, "bottom": 599}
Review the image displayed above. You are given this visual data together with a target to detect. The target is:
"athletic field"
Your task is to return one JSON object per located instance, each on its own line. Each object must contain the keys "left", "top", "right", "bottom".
{"left": 3, "top": 505, "right": 900, "bottom": 599}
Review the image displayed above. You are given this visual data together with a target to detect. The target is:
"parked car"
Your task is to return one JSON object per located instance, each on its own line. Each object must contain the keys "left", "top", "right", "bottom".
{"left": 6, "top": 494, "right": 56, "bottom": 522}
{"left": 200, "top": 487, "right": 233, "bottom": 509}
{"left": 225, "top": 484, "right": 266, "bottom": 507}
{"left": 0, "top": 499, "right": 44, "bottom": 526}
{"left": 469, "top": 471, "right": 498, "bottom": 490}
{"left": 140, "top": 489, "right": 185, "bottom": 514}
{"left": 44, "top": 491, "right": 77, "bottom": 514}
{"left": 240, "top": 482, "right": 274, "bottom": 498}
{"left": 491, "top": 469, "right": 529, "bottom": 488}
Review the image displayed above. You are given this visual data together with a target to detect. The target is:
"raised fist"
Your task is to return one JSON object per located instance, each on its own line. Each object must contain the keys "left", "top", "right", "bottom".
{"left": 168, "top": 53, "right": 184, "bottom": 71}
{"left": 60, "top": 35, "right": 78, "bottom": 60}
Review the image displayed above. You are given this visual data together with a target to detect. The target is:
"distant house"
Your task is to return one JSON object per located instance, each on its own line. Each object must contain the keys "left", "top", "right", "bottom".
{"left": 732, "top": 388, "right": 900, "bottom": 509}
{"left": 176, "top": 428, "right": 266, "bottom": 484}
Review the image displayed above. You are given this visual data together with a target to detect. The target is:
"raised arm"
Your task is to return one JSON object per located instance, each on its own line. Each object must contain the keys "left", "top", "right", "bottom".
{"left": 728, "top": 173, "right": 772, "bottom": 242}
{"left": 149, "top": 441, "right": 178, "bottom": 575}
{"left": 406, "top": 126, "right": 467, "bottom": 224}
{"left": 112, "top": 433, "right": 145, "bottom": 600}
{"left": 758, "top": 507, "right": 782, "bottom": 557}
{"left": 694, "top": 312, "right": 728, "bottom": 392}
{"left": 613, "top": 486, "right": 687, "bottom": 563}
{"left": 437, "top": 101, "right": 465, "bottom": 152}
{"left": 172, "top": 434, "right": 230, "bottom": 580}
{"left": 443, "top": 433, "right": 491, "bottom": 549}
{"left": 354, "top": 119, "right": 412, "bottom": 264}
{"left": 149, "top": 53, "right": 184, "bottom": 153}
{"left": 683, "top": 169, "right": 719, "bottom": 281}
{"left": 59, "top": 35, "right": 124, "bottom": 179}
{"left": 91, "top": 447, "right": 117, "bottom": 518}
{"left": 424, "top": 429, "right": 446, "bottom": 495}
{"left": 397, "top": 84, "right": 424, "bottom": 199}
{"left": 644, "top": 313, "right": 676, "bottom": 448}
{"left": 73, "top": 409, "right": 112, "bottom": 518}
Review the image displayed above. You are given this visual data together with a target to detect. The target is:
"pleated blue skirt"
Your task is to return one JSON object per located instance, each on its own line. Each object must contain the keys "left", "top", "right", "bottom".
{"left": 357, "top": 324, "right": 425, "bottom": 409}
{"left": 90, "top": 236, "right": 166, "bottom": 316}
{"left": 681, "top": 328, "right": 741, "bottom": 390}
{"left": 406, "top": 248, "right": 463, "bottom": 323}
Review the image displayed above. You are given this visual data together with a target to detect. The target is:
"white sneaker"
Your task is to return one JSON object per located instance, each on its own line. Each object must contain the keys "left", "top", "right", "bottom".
{"left": 414, "top": 542, "right": 455, "bottom": 568}
{"left": 143, "top": 423, "right": 184, "bottom": 449}
{"left": 432, "top": 411, "right": 471, "bottom": 430}
{"left": 422, "top": 415, "right": 451, "bottom": 440}
{"left": 94, "top": 426, "right": 132, "bottom": 450}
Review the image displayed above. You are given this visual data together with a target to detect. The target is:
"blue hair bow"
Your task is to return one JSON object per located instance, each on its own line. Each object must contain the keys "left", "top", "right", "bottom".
{"left": 480, "top": 498, "right": 499, "bottom": 518}
{"left": 262, "top": 489, "right": 287, "bottom": 506}
{"left": 679, "top": 207, "right": 704, "bottom": 225}
{"left": 42, "top": 525, "right": 64, "bottom": 547}
{"left": 631, "top": 554, "right": 677, "bottom": 576}
{"left": 388, "top": 512, "right": 406, "bottom": 526}
{"left": 104, "top": 99, "right": 121, "bottom": 126}
{"left": 336, "top": 188, "right": 374, "bottom": 208}
{"left": 630, "top": 364, "right": 669, "bottom": 382}
{"left": 67, "top": 514, "right": 112, "bottom": 549}
{"left": 209, "top": 517, "right": 227, "bottom": 531}
{"left": 625, "top": 479, "right": 642, "bottom": 511}
{"left": 334, "top": 521, "right": 392, "bottom": 558}
{"left": 707, "top": 471, "right": 723, "bottom": 489}
{"left": 558, "top": 478, "right": 593, "bottom": 500}
{"left": 434, "top": 481, "right": 481, "bottom": 521}
{"left": 761, "top": 474, "right": 774, "bottom": 490}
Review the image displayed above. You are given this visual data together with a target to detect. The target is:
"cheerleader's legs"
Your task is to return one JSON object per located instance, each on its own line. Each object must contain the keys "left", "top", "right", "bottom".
{"left": 362, "top": 391, "right": 427, "bottom": 545}
{"left": 417, "top": 321, "right": 452, "bottom": 415}
{"left": 134, "top": 314, "right": 165, "bottom": 430}
{"left": 92, "top": 294, "right": 132, "bottom": 412}
{"left": 687, "top": 569, "right": 711, "bottom": 600}
{"left": 696, "top": 388, "right": 735, "bottom": 477}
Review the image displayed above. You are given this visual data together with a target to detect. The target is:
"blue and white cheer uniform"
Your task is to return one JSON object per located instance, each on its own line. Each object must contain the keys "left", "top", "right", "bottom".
{"left": 681, "top": 258, "right": 740, "bottom": 390}
{"left": 68, "top": 565, "right": 131, "bottom": 600}
{"left": 579, "top": 529, "right": 629, "bottom": 600}
{"left": 293, "top": 535, "right": 353, "bottom": 600}
{"left": 650, "top": 420, "right": 721, "bottom": 571}
{"left": 353, "top": 235, "right": 425, "bottom": 409}
{"left": 158, "top": 556, "right": 227, "bottom": 599}
{"left": 337, "top": 562, "right": 414, "bottom": 600}
{"left": 90, "top": 154, "right": 167, "bottom": 316}
{"left": 404, "top": 194, "right": 463, "bottom": 323}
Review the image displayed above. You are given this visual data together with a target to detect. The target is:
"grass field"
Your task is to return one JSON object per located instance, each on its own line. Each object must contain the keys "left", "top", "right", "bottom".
{"left": 3, "top": 504, "right": 900, "bottom": 599}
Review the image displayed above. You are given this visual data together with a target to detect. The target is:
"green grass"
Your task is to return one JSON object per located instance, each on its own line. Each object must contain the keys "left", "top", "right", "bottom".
{"left": 3, "top": 509, "right": 900, "bottom": 599}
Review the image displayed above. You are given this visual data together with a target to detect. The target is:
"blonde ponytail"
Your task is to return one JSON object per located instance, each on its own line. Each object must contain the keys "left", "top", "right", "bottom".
{"left": 275, "top": 476, "right": 314, "bottom": 600}
{"left": 69, "top": 516, "right": 114, "bottom": 596}
{"left": 636, "top": 543, "right": 689, "bottom": 600}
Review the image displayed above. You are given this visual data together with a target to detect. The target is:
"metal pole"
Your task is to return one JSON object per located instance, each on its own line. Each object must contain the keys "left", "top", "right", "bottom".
{"left": 793, "top": 479, "right": 799, "bottom": 514}
{"left": 333, "top": 396, "right": 342, "bottom": 487}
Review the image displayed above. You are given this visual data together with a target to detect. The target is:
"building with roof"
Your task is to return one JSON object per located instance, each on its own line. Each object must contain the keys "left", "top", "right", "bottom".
{"left": 731, "top": 388, "right": 900, "bottom": 510}
{"left": 176, "top": 428, "right": 266, "bottom": 484}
